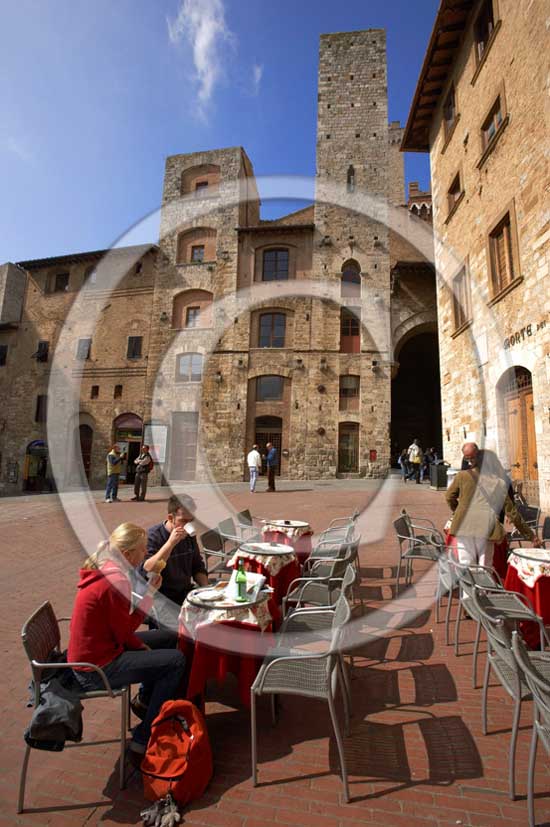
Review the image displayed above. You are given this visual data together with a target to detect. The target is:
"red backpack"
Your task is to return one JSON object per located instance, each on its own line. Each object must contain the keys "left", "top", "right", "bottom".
{"left": 141, "top": 700, "right": 213, "bottom": 806}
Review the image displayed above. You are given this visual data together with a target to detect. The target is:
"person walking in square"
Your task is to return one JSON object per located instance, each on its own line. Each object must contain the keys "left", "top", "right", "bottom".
{"left": 406, "top": 439, "right": 423, "bottom": 484}
{"left": 265, "top": 442, "right": 278, "bottom": 492}
{"left": 132, "top": 443, "right": 153, "bottom": 501}
{"left": 104, "top": 444, "right": 125, "bottom": 502}
{"left": 247, "top": 443, "right": 262, "bottom": 493}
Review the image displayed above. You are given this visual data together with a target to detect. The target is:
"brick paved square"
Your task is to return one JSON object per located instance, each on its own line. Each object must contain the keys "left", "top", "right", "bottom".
{"left": 2, "top": 479, "right": 549, "bottom": 826}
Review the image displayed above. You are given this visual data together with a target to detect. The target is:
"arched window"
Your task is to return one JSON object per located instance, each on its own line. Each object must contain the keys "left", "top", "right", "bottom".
{"left": 347, "top": 165, "right": 355, "bottom": 193}
{"left": 341, "top": 259, "right": 361, "bottom": 298}
{"left": 172, "top": 290, "right": 213, "bottom": 329}
{"left": 181, "top": 163, "right": 220, "bottom": 196}
{"left": 176, "top": 353, "right": 203, "bottom": 383}
{"left": 262, "top": 248, "right": 289, "bottom": 281}
{"left": 256, "top": 375, "right": 284, "bottom": 401}
{"left": 176, "top": 228, "right": 217, "bottom": 265}
{"left": 258, "top": 313, "right": 286, "bottom": 348}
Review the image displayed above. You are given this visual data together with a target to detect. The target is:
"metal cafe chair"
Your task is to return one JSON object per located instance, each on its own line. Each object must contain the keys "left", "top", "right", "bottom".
{"left": 512, "top": 630, "right": 550, "bottom": 827}
{"left": 470, "top": 587, "right": 550, "bottom": 800}
{"left": 200, "top": 529, "right": 231, "bottom": 578}
{"left": 18, "top": 601, "right": 129, "bottom": 813}
{"left": 282, "top": 541, "right": 359, "bottom": 617}
{"left": 393, "top": 515, "right": 442, "bottom": 594}
{"left": 251, "top": 590, "right": 353, "bottom": 801}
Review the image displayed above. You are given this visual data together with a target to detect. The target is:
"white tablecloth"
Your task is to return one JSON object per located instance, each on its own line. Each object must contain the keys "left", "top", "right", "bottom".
{"left": 508, "top": 549, "right": 550, "bottom": 588}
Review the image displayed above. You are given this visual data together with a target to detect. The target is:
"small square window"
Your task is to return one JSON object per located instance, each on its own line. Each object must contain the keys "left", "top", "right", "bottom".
{"left": 114, "top": 384, "right": 123, "bottom": 399}
{"left": 127, "top": 336, "right": 142, "bottom": 360}
{"left": 482, "top": 96, "right": 504, "bottom": 149}
{"left": 195, "top": 181, "right": 209, "bottom": 195}
{"left": 0, "top": 344, "right": 7, "bottom": 366}
{"left": 447, "top": 173, "right": 463, "bottom": 215}
{"left": 91, "top": 385, "right": 99, "bottom": 399}
{"left": 54, "top": 272, "right": 69, "bottom": 292}
{"left": 76, "top": 338, "right": 92, "bottom": 360}
{"left": 191, "top": 245, "right": 205, "bottom": 263}
{"left": 443, "top": 86, "right": 457, "bottom": 139}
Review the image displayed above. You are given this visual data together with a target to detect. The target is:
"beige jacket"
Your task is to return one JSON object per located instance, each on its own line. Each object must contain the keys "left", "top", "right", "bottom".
{"left": 445, "top": 469, "right": 535, "bottom": 542}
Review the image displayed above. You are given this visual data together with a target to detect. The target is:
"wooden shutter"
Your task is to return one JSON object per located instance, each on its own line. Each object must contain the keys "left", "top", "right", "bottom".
{"left": 524, "top": 391, "right": 538, "bottom": 481}
{"left": 506, "top": 397, "right": 523, "bottom": 481}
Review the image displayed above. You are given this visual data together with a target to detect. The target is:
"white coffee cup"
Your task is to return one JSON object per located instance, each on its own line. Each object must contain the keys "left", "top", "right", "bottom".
{"left": 184, "top": 521, "right": 197, "bottom": 537}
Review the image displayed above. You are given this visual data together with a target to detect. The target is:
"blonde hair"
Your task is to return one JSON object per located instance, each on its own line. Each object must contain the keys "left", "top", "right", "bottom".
{"left": 83, "top": 522, "right": 146, "bottom": 569}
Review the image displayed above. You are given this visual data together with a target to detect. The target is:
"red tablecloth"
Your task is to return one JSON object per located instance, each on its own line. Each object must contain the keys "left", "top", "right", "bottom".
{"left": 179, "top": 619, "right": 273, "bottom": 707}
{"left": 262, "top": 530, "right": 313, "bottom": 565}
{"left": 504, "top": 565, "right": 548, "bottom": 649}
{"left": 234, "top": 556, "right": 301, "bottom": 626}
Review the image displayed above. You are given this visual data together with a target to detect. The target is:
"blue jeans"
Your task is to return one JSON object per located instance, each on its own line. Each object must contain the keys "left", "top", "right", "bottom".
{"left": 105, "top": 473, "right": 119, "bottom": 501}
{"left": 73, "top": 633, "right": 186, "bottom": 747}
{"left": 249, "top": 467, "right": 258, "bottom": 492}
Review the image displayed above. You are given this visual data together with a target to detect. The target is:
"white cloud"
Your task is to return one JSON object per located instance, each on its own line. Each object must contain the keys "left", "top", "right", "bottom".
{"left": 5, "top": 135, "right": 33, "bottom": 163}
{"left": 167, "top": 0, "right": 235, "bottom": 112}
{"left": 251, "top": 63, "right": 263, "bottom": 96}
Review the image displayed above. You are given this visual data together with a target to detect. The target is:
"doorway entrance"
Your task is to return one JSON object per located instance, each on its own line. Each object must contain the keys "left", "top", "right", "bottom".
{"left": 171, "top": 412, "right": 199, "bottom": 480}
{"left": 113, "top": 412, "right": 143, "bottom": 484}
{"left": 338, "top": 422, "right": 359, "bottom": 473}
{"left": 498, "top": 367, "right": 539, "bottom": 504}
{"left": 79, "top": 425, "right": 93, "bottom": 480}
{"left": 255, "top": 416, "right": 282, "bottom": 475}
{"left": 23, "top": 440, "right": 51, "bottom": 492}
{"left": 391, "top": 331, "right": 442, "bottom": 464}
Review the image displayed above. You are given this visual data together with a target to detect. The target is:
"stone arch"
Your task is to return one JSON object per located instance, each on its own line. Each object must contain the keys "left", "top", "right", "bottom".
{"left": 181, "top": 163, "right": 220, "bottom": 196}
{"left": 176, "top": 227, "right": 217, "bottom": 264}
{"left": 247, "top": 365, "right": 293, "bottom": 381}
{"left": 392, "top": 310, "right": 437, "bottom": 363}
{"left": 172, "top": 289, "right": 213, "bottom": 328}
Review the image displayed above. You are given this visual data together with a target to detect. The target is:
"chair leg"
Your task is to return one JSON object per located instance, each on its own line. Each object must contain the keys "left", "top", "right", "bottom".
{"left": 340, "top": 655, "right": 352, "bottom": 706}
{"left": 327, "top": 688, "right": 350, "bottom": 803}
{"left": 481, "top": 655, "right": 491, "bottom": 736}
{"left": 472, "top": 620, "right": 482, "bottom": 688}
{"left": 454, "top": 598, "right": 462, "bottom": 656}
{"left": 435, "top": 588, "right": 440, "bottom": 623}
{"left": 527, "top": 722, "right": 538, "bottom": 827}
{"left": 120, "top": 690, "right": 127, "bottom": 790}
{"left": 270, "top": 694, "right": 278, "bottom": 726}
{"left": 17, "top": 743, "right": 31, "bottom": 813}
{"left": 509, "top": 698, "right": 522, "bottom": 800}
{"left": 338, "top": 659, "right": 351, "bottom": 736}
{"left": 445, "top": 588, "right": 453, "bottom": 646}
{"left": 396, "top": 560, "right": 401, "bottom": 596}
{"left": 251, "top": 690, "right": 258, "bottom": 787}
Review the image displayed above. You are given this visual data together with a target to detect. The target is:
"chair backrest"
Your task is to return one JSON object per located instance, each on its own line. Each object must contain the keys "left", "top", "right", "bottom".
{"left": 512, "top": 631, "right": 550, "bottom": 730}
{"left": 237, "top": 509, "right": 253, "bottom": 527}
{"left": 393, "top": 515, "right": 413, "bottom": 543}
{"left": 470, "top": 589, "right": 521, "bottom": 681}
{"left": 341, "top": 563, "right": 358, "bottom": 597}
{"left": 330, "top": 586, "right": 353, "bottom": 652}
{"left": 542, "top": 516, "right": 550, "bottom": 542}
{"left": 22, "top": 601, "right": 61, "bottom": 673}
{"left": 517, "top": 503, "right": 541, "bottom": 526}
{"left": 200, "top": 529, "right": 224, "bottom": 553}
{"left": 218, "top": 517, "right": 236, "bottom": 537}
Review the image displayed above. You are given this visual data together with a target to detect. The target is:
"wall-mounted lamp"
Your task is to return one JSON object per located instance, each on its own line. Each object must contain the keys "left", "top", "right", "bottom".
{"left": 214, "top": 371, "right": 223, "bottom": 384}
{"left": 236, "top": 402, "right": 240, "bottom": 410}
{"left": 159, "top": 311, "right": 169, "bottom": 322}
{"left": 294, "top": 401, "right": 299, "bottom": 409}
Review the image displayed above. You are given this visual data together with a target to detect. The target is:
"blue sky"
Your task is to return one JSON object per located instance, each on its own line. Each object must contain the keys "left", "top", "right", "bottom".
{"left": 1, "top": 0, "right": 438, "bottom": 263}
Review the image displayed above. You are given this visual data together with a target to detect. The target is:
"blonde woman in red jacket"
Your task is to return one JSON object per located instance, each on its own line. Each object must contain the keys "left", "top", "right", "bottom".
{"left": 68, "top": 523, "right": 186, "bottom": 757}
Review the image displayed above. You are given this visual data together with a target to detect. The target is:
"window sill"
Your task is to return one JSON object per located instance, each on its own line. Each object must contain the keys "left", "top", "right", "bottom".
{"left": 476, "top": 115, "right": 509, "bottom": 170}
{"left": 444, "top": 190, "right": 465, "bottom": 225}
{"left": 176, "top": 261, "right": 216, "bottom": 267}
{"left": 487, "top": 275, "right": 523, "bottom": 307}
{"left": 471, "top": 20, "right": 502, "bottom": 87}
{"left": 172, "top": 326, "right": 212, "bottom": 332}
{"left": 451, "top": 319, "right": 472, "bottom": 339}
{"left": 441, "top": 113, "right": 461, "bottom": 156}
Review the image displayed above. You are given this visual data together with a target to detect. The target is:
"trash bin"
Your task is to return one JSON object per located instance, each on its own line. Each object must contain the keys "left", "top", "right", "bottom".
{"left": 430, "top": 463, "right": 448, "bottom": 490}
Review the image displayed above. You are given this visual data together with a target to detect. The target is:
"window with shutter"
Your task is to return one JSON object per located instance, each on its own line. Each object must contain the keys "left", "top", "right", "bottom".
{"left": 76, "top": 338, "right": 92, "bottom": 360}
{"left": 127, "top": 336, "right": 142, "bottom": 360}
{"left": 489, "top": 212, "right": 516, "bottom": 296}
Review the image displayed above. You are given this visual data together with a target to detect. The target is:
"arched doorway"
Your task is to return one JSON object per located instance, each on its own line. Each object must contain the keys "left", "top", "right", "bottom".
{"left": 255, "top": 416, "right": 282, "bottom": 475}
{"left": 391, "top": 331, "right": 442, "bottom": 463}
{"left": 23, "top": 440, "right": 50, "bottom": 492}
{"left": 497, "top": 366, "right": 539, "bottom": 503}
{"left": 338, "top": 422, "right": 359, "bottom": 473}
{"left": 113, "top": 412, "right": 143, "bottom": 483}
{"left": 79, "top": 425, "right": 93, "bottom": 480}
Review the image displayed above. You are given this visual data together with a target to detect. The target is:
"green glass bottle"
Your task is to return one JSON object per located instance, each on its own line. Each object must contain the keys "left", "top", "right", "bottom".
{"left": 235, "top": 559, "right": 248, "bottom": 602}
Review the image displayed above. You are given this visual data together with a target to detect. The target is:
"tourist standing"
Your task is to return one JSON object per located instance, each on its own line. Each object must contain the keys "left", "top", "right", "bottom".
{"left": 397, "top": 449, "right": 409, "bottom": 482}
{"left": 406, "top": 439, "right": 423, "bottom": 484}
{"left": 247, "top": 444, "right": 262, "bottom": 493}
{"left": 132, "top": 444, "right": 153, "bottom": 502}
{"left": 265, "top": 442, "right": 278, "bottom": 492}
{"left": 105, "top": 445, "right": 125, "bottom": 502}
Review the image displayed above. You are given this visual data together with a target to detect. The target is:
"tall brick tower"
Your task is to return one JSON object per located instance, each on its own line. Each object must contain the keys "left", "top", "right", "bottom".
{"left": 312, "top": 30, "right": 393, "bottom": 476}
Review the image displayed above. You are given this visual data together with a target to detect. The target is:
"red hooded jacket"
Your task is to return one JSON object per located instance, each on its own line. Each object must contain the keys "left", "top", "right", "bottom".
{"left": 68, "top": 561, "right": 153, "bottom": 670}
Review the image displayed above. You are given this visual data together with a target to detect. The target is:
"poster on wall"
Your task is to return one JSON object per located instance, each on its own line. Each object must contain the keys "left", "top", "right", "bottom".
{"left": 143, "top": 424, "right": 168, "bottom": 464}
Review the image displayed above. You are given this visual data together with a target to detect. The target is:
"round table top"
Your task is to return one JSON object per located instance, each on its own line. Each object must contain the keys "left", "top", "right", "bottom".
{"left": 186, "top": 584, "right": 271, "bottom": 610}
{"left": 240, "top": 541, "right": 293, "bottom": 556}
{"left": 510, "top": 547, "right": 550, "bottom": 562}
{"left": 264, "top": 519, "right": 311, "bottom": 529}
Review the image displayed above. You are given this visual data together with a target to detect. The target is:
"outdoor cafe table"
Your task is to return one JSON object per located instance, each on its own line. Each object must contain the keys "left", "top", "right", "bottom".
{"left": 504, "top": 547, "right": 550, "bottom": 649}
{"left": 261, "top": 519, "right": 313, "bottom": 565}
{"left": 179, "top": 587, "right": 273, "bottom": 707}
{"left": 228, "top": 542, "right": 301, "bottom": 625}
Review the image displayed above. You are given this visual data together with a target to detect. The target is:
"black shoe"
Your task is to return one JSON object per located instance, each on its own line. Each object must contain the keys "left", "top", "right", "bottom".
{"left": 131, "top": 496, "right": 139, "bottom": 501}
{"left": 130, "top": 693, "right": 149, "bottom": 721}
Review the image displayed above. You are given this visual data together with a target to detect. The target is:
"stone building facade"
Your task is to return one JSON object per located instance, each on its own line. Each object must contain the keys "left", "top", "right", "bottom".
{"left": 0, "top": 28, "right": 438, "bottom": 494}
{"left": 402, "top": 0, "right": 550, "bottom": 510}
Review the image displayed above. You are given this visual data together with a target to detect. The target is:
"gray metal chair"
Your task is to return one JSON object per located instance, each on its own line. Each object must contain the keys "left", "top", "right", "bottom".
{"left": 471, "top": 588, "right": 550, "bottom": 800}
{"left": 251, "top": 591, "right": 353, "bottom": 801}
{"left": 18, "top": 601, "right": 129, "bottom": 813}
{"left": 512, "top": 630, "right": 550, "bottom": 827}
{"left": 199, "top": 529, "right": 230, "bottom": 577}
{"left": 282, "top": 541, "right": 359, "bottom": 617}
{"left": 393, "top": 515, "right": 442, "bottom": 593}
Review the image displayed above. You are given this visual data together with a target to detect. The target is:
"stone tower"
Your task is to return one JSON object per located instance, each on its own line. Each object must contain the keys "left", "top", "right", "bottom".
{"left": 312, "top": 30, "right": 393, "bottom": 475}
